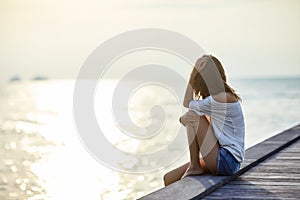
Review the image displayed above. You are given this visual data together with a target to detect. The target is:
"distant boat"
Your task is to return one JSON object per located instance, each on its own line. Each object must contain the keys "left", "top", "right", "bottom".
{"left": 32, "top": 76, "right": 48, "bottom": 81}
{"left": 9, "top": 75, "right": 21, "bottom": 82}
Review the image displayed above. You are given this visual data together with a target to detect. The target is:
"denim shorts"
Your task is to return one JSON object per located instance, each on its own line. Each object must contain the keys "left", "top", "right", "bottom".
{"left": 217, "top": 147, "right": 241, "bottom": 175}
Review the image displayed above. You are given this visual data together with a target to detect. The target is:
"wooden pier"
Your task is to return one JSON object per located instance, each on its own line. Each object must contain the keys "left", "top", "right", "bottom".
{"left": 140, "top": 124, "right": 300, "bottom": 200}
{"left": 203, "top": 137, "right": 300, "bottom": 199}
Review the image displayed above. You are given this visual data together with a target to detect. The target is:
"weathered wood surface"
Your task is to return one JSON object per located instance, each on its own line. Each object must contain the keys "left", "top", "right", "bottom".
{"left": 203, "top": 140, "right": 300, "bottom": 199}
{"left": 140, "top": 124, "right": 300, "bottom": 200}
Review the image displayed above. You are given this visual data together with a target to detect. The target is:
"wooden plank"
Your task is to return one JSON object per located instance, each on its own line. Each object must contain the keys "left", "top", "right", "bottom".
{"left": 204, "top": 192, "right": 299, "bottom": 200}
{"left": 205, "top": 183, "right": 300, "bottom": 199}
{"left": 229, "top": 180, "right": 300, "bottom": 186}
{"left": 203, "top": 138, "right": 300, "bottom": 199}
{"left": 204, "top": 197, "right": 295, "bottom": 200}
{"left": 212, "top": 184, "right": 300, "bottom": 191}
{"left": 243, "top": 167, "right": 300, "bottom": 174}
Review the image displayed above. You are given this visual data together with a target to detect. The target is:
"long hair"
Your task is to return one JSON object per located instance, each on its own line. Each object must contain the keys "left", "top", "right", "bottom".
{"left": 191, "top": 55, "right": 241, "bottom": 101}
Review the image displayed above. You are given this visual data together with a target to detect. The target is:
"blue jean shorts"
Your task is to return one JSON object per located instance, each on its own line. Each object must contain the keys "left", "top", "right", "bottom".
{"left": 217, "top": 147, "right": 241, "bottom": 175}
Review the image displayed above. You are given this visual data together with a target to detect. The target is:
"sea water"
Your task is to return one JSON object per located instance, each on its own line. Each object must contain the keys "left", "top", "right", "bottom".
{"left": 0, "top": 77, "right": 299, "bottom": 199}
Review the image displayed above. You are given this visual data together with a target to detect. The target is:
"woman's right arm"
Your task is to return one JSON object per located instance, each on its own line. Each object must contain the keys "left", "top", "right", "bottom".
{"left": 183, "top": 56, "right": 209, "bottom": 108}
{"left": 183, "top": 82, "right": 194, "bottom": 108}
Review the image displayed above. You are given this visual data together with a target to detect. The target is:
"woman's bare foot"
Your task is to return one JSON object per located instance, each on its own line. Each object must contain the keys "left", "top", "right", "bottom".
{"left": 181, "top": 165, "right": 205, "bottom": 179}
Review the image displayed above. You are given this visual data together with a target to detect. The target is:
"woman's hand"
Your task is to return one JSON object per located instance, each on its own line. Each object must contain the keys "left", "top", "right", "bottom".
{"left": 189, "top": 55, "right": 210, "bottom": 84}
{"left": 195, "top": 55, "right": 210, "bottom": 72}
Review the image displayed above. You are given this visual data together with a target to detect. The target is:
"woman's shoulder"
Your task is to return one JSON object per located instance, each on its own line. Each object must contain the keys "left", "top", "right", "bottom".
{"left": 212, "top": 92, "right": 238, "bottom": 104}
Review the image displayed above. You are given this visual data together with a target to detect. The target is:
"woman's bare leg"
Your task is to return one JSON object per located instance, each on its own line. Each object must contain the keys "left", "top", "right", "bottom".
{"left": 177, "top": 111, "right": 210, "bottom": 178}
{"left": 196, "top": 115, "right": 219, "bottom": 174}
{"left": 163, "top": 111, "right": 219, "bottom": 185}
{"left": 181, "top": 125, "right": 206, "bottom": 178}
{"left": 181, "top": 113, "right": 219, "bottom": 177}
{"left": 163, "top": 158, "right": 208, "bottom": 186}
{"left": 163, "top": 162, "right": 189, "bottom": 186}
{"left": 184, "top": 124, "right": 203, "bottom": 171}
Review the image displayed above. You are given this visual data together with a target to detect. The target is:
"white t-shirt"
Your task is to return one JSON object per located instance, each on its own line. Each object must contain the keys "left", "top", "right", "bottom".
{"left": 189, "top": 95, "right": 245, "bottom": 162}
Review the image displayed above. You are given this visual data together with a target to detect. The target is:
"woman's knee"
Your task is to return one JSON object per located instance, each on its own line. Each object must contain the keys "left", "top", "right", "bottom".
{"left": 179, "top": 110, "right": 199, "bottom": 126}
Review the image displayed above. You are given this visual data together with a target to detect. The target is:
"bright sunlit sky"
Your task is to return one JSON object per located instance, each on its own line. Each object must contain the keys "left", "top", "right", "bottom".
{"left": 1, "top": 0, "right": 300, "bottom": 81}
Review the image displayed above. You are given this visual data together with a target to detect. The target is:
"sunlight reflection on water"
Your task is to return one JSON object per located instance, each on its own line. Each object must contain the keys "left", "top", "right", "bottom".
{"left": 0, "top": 78, "right": 299, "bottom": 199}
{"left": 0, "top": 80, "right": 188, "bottom": 200}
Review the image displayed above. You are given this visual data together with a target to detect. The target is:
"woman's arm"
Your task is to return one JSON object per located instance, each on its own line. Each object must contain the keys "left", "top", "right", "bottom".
{"left": 183, "top": 82, "right": 194, "bottom": 108}
{"left": 183, "top": 55, "right": 209, "bottom": 108}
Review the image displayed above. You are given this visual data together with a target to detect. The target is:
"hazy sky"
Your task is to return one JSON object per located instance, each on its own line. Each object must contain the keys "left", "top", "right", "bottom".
{"left": 1, "top": 0, "right": 300, "bottom": 81}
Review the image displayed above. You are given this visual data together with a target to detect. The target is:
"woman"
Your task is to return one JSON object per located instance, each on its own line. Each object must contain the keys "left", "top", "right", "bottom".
{"left": 164, "top": 55, "right": 245, "bottom": 186}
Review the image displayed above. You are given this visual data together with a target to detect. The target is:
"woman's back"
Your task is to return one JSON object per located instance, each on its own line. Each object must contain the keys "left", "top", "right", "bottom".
{"left": 189, "top": 93, "right": 245, "bottom": 162}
